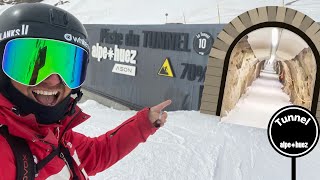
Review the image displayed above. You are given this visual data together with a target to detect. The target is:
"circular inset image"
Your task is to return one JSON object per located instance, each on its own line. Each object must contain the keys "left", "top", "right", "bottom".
{"left": 193, "top": 32, "right": 213, "bottom": 56}
{"left": 267, "top": 105, "right": 319, "bottom": 158}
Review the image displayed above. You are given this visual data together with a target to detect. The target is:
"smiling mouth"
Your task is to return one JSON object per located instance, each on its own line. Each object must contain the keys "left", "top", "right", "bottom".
{"left": 32, "top": 90, "right": 60, "bottom": 106}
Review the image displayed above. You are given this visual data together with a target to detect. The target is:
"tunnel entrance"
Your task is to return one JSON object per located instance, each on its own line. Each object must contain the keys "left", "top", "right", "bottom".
{"left": 220, "top": 27, "right": 316, "bottom": 128}
{"left": 200, "top": 6, "right": 320, "bottom": 128}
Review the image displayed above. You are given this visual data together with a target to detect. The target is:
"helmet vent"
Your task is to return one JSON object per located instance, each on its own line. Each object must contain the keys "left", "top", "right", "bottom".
{"left": 49, "top": 9, "right": 69, "bottom": 27}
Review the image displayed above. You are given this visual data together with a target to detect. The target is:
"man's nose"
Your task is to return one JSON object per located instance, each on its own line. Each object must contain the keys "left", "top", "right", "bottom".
{"left": 42, "top": 74, "right": 61, "bottom": 86}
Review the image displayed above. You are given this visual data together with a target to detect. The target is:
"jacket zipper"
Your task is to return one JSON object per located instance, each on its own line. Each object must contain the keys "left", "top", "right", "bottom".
{"left": 35, "top": 110, "right": 82, "bottom": 178}
{"left": 59, "top": 110, "right": 82, "bottom": 142}
{"left": 58, "top": 110, "right": 83, "bottom": 179}
{"left": 59, "top": 152, "right": 74, "bottom": 178}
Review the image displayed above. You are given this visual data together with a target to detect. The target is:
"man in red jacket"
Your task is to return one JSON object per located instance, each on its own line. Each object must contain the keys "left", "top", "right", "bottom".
{"left": 0, "top": 3, "right": 171, "bottom": 180}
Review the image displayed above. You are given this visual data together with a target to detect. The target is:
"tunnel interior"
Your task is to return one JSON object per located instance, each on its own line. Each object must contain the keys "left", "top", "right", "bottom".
{"left": 219, "top": 26, "right": 317, "bottom": 127}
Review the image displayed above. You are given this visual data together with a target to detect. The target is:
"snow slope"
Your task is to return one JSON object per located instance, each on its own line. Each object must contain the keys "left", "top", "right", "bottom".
{"left": 1, "top": 0, "right": 320, "bottom": 25}
{"left": 222, "top": 64, "right": 292, "bottom": 129}
{"left": 74, "top": 62, "right": 318, "bottom": 180}
{"left": 39, "top": 0, "right": 320, "bottom": 25}
{"left": 76, "top": 100, "right": 320, "bottom": 180}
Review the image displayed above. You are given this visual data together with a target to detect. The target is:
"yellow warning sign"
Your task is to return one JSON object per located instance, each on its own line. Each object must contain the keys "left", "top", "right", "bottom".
{"left": 158, "top": 58, "right": 175, "bottom": 77}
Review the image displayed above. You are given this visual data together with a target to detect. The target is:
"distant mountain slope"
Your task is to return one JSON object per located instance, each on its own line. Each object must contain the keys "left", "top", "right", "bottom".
{"left": 1, "top": 0, "right": 320, "bottom": 24}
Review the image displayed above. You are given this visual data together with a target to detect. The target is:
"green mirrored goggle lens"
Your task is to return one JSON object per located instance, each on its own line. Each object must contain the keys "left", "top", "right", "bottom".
{"left": 2, "top": 38, "right": 89, "bottom": 89}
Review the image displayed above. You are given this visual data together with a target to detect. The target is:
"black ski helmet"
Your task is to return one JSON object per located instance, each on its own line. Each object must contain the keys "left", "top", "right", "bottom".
{"left": 0, "top": 3, "right": 90, "bottom": 90}
{"left": 0, "top": 3, "right": 90, "bottom": 120}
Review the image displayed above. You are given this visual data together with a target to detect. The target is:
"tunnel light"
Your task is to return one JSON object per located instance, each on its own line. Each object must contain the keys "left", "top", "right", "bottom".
{"left": 272, "top": 28, "right": 279, "bottom": 47}
{"left": 269, "top": 54, "right": 275, "bottom": 64}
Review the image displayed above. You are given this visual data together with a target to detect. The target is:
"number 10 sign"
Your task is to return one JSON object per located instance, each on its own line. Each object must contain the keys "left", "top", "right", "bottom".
{"left": 193, "top": 32, "right": 214, "bottom": 56}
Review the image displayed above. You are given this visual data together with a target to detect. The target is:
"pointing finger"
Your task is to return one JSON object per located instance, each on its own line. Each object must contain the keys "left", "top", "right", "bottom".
{"left": 151, "top": 99, "right": 172, "bottom": 112}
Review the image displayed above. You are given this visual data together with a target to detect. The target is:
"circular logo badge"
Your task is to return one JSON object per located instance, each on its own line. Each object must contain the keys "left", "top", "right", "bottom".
{"left": 64, "top": 33, "right": 72, "bottom": 41}
{"left": 268, "top": 105, "right": 319, "bottom": 158}
{"left": 193, "top": 32, "right": 214, "bottom": 56}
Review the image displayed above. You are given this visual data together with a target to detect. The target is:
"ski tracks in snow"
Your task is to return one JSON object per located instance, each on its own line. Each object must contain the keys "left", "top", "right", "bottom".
{"left": 222, "top": 70, "right": 292, "bottom": 129}
{"left": 77, "top": 101, "right": 293, "bottom": 180}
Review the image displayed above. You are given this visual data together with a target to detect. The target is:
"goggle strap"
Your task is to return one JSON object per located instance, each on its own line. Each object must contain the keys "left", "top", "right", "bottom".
{"left": 67, "top": 90, "right": 83, "bottom": 116}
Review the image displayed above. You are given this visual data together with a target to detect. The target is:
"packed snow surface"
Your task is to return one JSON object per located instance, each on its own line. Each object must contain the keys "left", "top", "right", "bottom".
{"left": 76, "top": 99, "right": 320, "bottom": 180}
{"left": 222, "top": 64, "right": 292, "bottom": 129}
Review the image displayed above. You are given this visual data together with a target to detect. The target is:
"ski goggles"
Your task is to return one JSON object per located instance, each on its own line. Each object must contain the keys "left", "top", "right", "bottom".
{"left": 2, "top": 38, "right": 89, "bottom": 89}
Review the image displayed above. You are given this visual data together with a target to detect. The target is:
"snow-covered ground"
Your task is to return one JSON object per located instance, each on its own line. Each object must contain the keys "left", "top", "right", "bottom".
{"left": 41, "top": 0, "right": 320, "bottom": 25}
{"left": 222, "top": 63, "right": 292, "bottom": 129}
{"left": 1, "top": 0, "right": 320, "bottom": 24}
{"left": 76, "top": 99, "right": 319, "bottom": 180}
{"left": 74, "top": 63, "right": 318, "bottom": 180}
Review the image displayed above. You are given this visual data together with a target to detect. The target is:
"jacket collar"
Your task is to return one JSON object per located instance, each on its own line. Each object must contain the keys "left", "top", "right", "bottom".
{"left": 0, "top": 93, "right": 90, "bottom": 146}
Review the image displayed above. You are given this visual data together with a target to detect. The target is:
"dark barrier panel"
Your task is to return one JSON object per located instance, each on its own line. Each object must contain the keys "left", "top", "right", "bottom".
{"left": 83, "top": 24, "right": 225, "bottom": 111}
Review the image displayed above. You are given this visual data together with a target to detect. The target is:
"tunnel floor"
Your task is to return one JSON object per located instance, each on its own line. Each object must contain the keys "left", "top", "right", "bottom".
{"left": 221, "top": 63, "right": 292, "bottom": 129}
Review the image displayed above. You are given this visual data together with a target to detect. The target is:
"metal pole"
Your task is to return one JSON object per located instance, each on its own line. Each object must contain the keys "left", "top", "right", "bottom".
{"left": 292, "top": 157, "right": 296, "bottom": 180}
{"left": 217, "top": 3, "right": 221, "bottom": 24}
{"left": 165, "top": 13, "right": 168, "bottom": 24}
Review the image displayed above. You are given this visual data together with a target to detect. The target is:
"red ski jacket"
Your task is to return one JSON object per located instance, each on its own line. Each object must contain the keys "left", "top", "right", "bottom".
{"left": 0, "top": 94, "right": 158, "bottom": 179}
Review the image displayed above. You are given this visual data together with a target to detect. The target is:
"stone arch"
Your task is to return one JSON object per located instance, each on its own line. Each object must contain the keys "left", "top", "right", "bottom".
{"left": 200, "top": 6, "right": 320, "bottom": 120}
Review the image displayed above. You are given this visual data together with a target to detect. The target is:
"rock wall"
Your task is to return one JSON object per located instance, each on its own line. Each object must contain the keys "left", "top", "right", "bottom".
{"left": 255, "top": 60, "right": 265, "bottom": 79}
{"left": 278, "top": 48, "right": 316, "bottom": 109}
{"left": 221, "top": 36, "right": 260, "bottom": 116}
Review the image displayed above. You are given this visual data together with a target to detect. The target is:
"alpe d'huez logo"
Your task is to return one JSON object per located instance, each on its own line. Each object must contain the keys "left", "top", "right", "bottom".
{"left": 0, "top": 24, "right": 29, "bottom": 40}
{"left": 64, "top": 33, "right": 90, "bottom": 49}
{"left": 91, "top": 43, "right": 138, "bottom": 77}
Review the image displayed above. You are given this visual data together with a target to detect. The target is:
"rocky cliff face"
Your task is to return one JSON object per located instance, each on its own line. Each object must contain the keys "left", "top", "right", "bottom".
{"left": 221, "top": 36, "right": 261, "bottom": 116}
{"left": 278, "top": 48, "right": 316, "bottom": 109}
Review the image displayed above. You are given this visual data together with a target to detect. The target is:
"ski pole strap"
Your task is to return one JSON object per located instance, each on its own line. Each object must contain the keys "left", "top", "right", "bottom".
{"left": 0, "top": 126, "right": 35, "bottom": 180}
{"left": 36, "top": 144, "right": 79, "bottom": 180}
{"left": 0, "top": 125, "right": 80, "bottom": 179}
{"left": 60, "top": 145, "right": 79, "bottom": 180}
{"left": 35, "top": 145, "right": 60, "bottom": 174}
